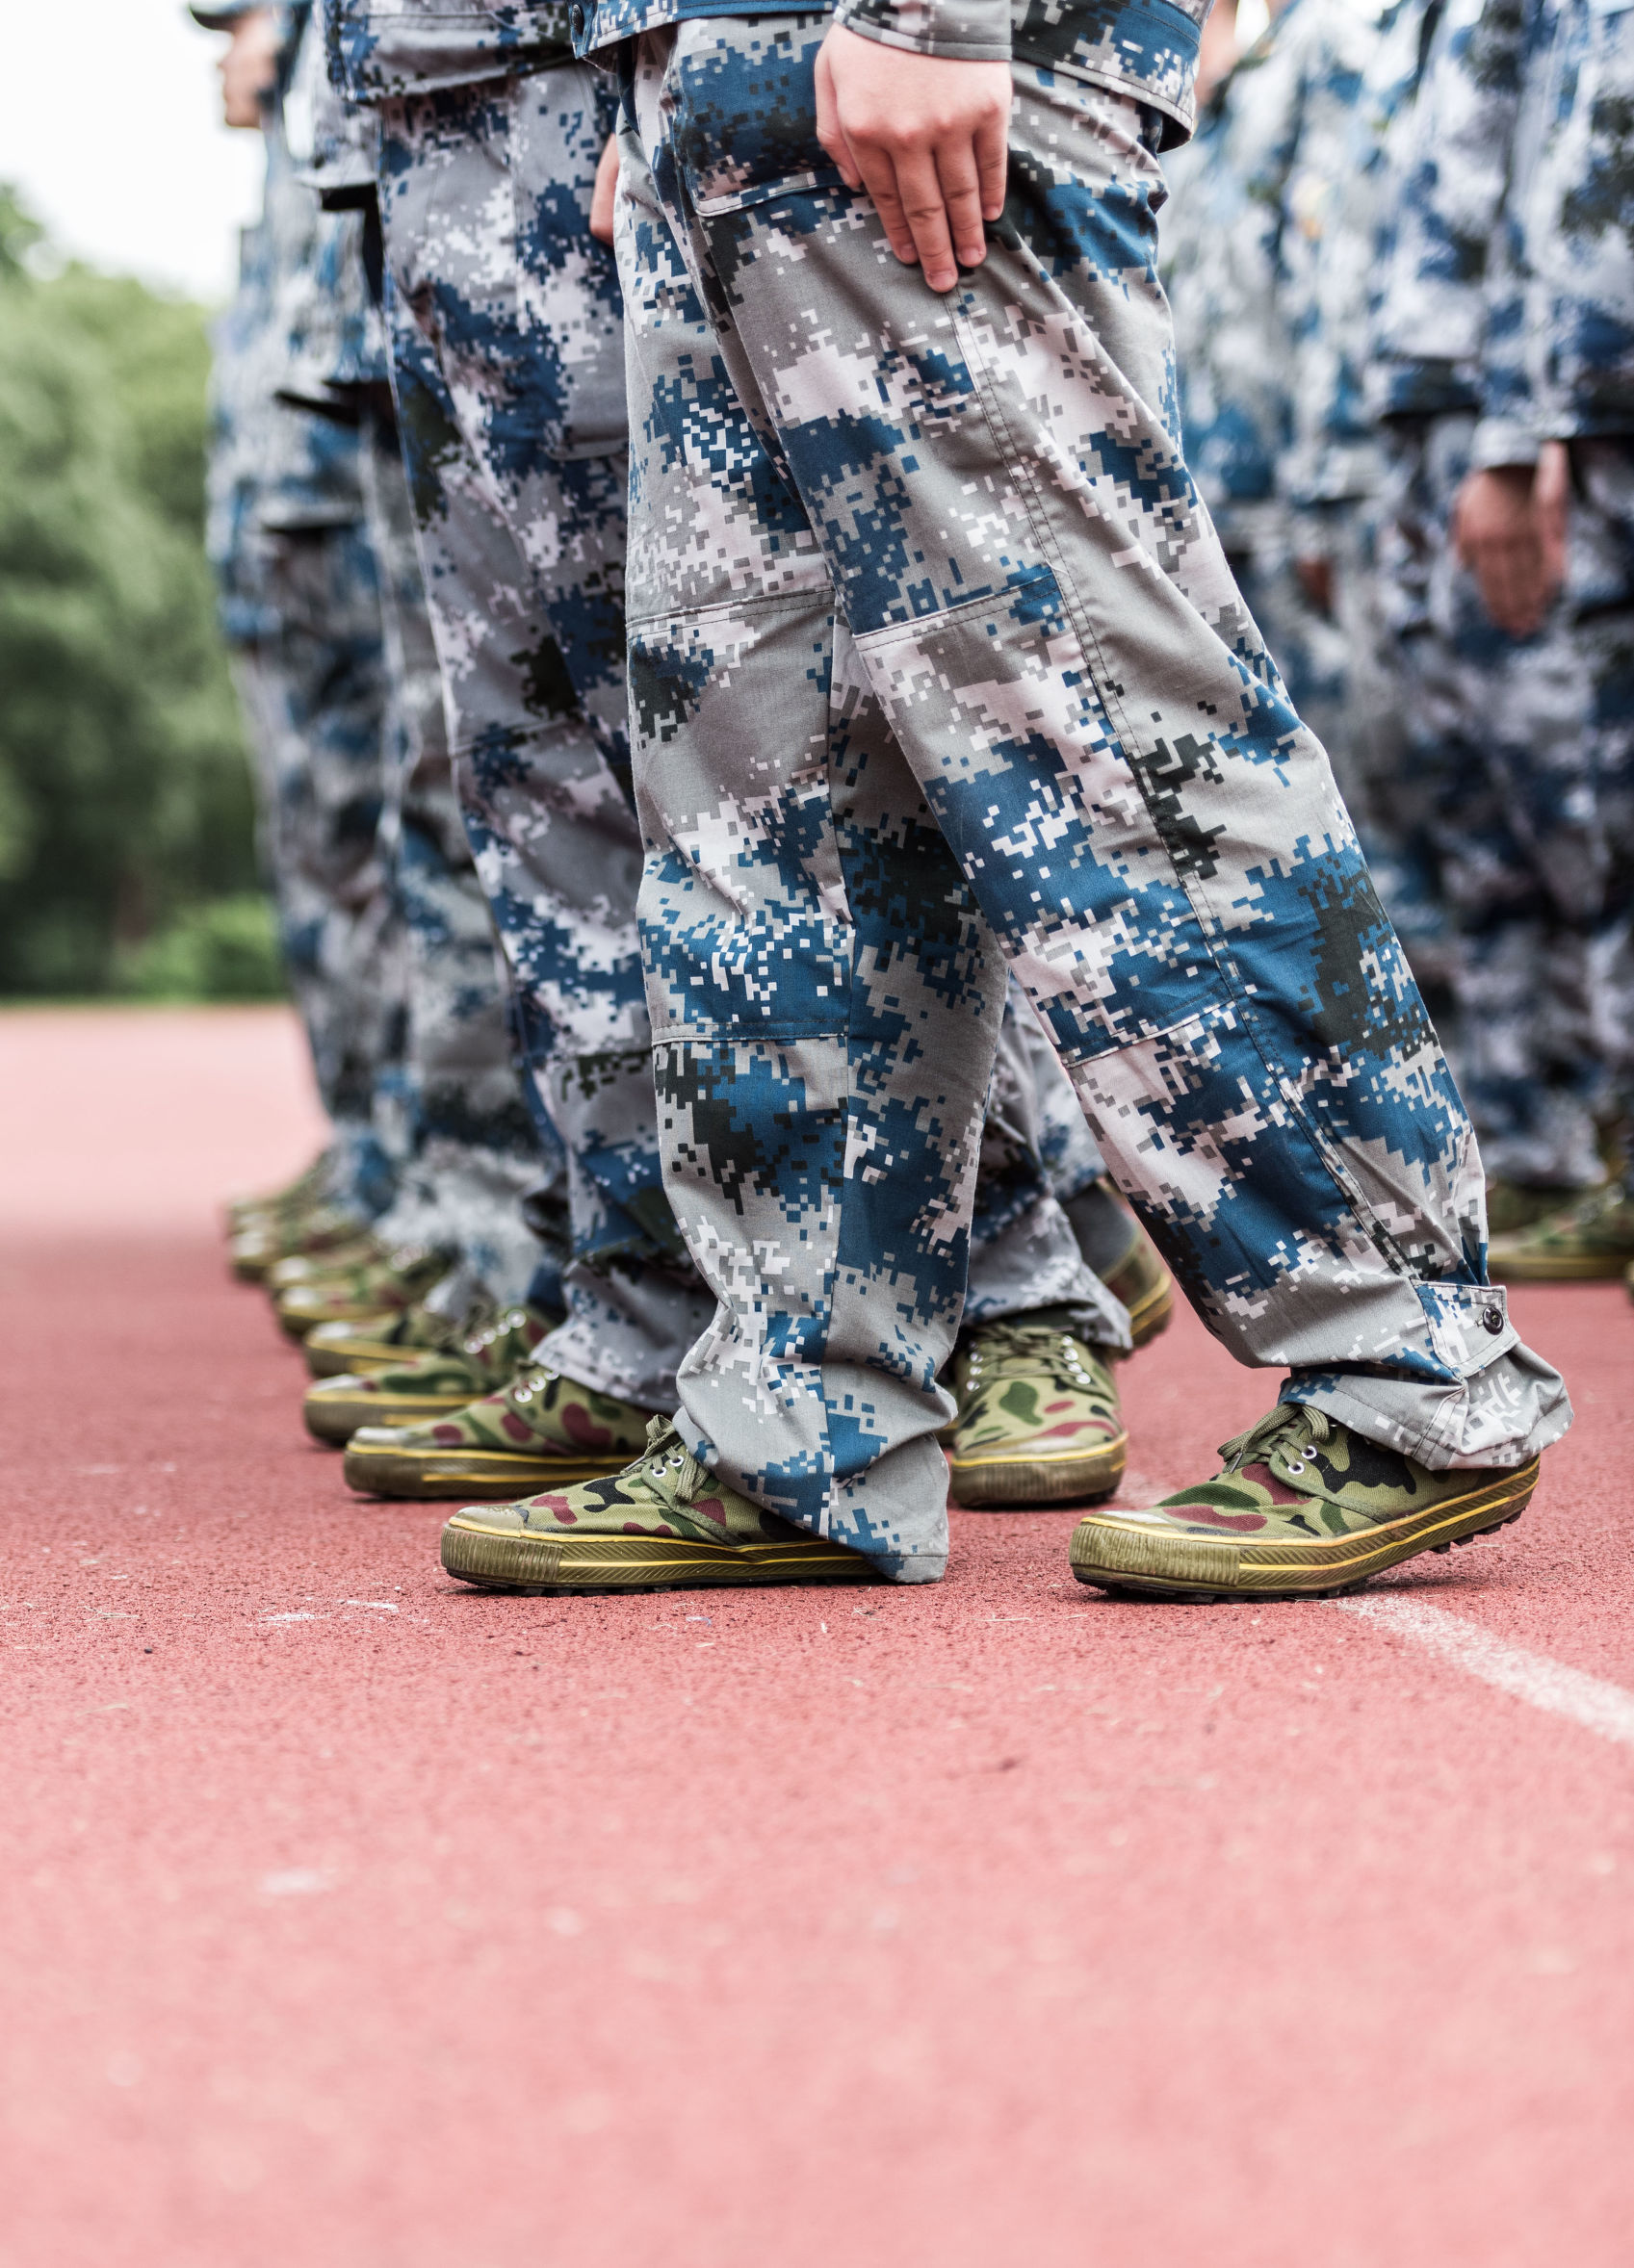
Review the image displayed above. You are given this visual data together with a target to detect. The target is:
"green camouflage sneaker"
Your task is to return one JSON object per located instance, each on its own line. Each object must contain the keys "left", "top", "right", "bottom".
{"left": 1101, "top": 1224, "right": 1175, "bottom": 1351}
{"left": 1488, "top": 1182, "right": 1634, "bottom": 1280}
{"left": 1068, "top": 1405, "right": 1540, "bottom": 1602}
{"left": 226, "top": 1153, "right": 330, "bottom": 1232}
{"left": 230, "top": 1207, "right": 373, "bottom": 1284}
{"left": 264, "top": 1234, "right": 382, "bottom": 1294}
{"left": 302, "top": 1305, "right": 557, "bottom": 1444}
{"left": 303, "top": 1312, "right": 404, "bottom": 1377}
{"left": 343, "top": 1363, "right": 654, "bottom": 1498}
{"left": 275, "top": 1245, "right": 454, "bottom": 1340}
{"left": 441, "top": 1419, "right": 887, "bottom": 1593}
{"left": 947, "top": 1310, "right": 1128, "bottom": 1508}
{"left": 1065, "top": 1179, "right": 1175, "bottom": 1348}
{"left": 301, "top": 1293, "right": 503, "bottom": 1378}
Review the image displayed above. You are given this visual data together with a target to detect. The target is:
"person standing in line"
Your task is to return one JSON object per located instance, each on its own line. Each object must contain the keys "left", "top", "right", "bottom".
{"left": 1454, "top": 0, "right": 1634, "bottom": 1284}
{"left": 198, "top": 1, "right": 402, "bottom": 1270}
{"left": 1160, "top": 0, "right": 1375, "bottom": 820}
{"left": 1364, "top": 0, "right": 1621, "bottom": 1241}
{"left": 299, "top": 0, "right": 1176, "bottom": 1525}
{"left": 434, "top": 0, "right": 1569, "bottom": 1602}
{"left": 202, "top": 1, "right": 566, "bottom": 1353}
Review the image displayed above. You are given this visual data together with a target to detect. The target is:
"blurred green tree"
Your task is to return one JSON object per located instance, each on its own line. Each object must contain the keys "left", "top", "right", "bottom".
{"left": 0, "top": 185, "right": 271, "bottom": 996}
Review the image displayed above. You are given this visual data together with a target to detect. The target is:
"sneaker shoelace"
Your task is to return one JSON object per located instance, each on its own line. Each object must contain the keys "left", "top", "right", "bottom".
{"left": 1216, "top": 1404, "right": 1332, "bottom": 1480}
{"left": 959, "top": 1320, "right": 1110, "bottom": 1405}
{"left": 635, "top": 1417, "right": 712, "bottom": 1508}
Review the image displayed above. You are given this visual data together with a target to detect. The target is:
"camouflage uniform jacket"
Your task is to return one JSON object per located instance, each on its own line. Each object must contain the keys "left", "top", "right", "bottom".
{"left": 205, "top": 10, "right": 368, "bottom": 637}
{"left": 576, "top": 0, "right": 1209, "bottom": 149}
{"left": 1517, "top": 0, "right": 1634, "bottom": 438}
{"left": 1367, "top": 0, "right": 1564, "bottom": 467}
{"left": 257, "top": 5, "right": 372, "bottom": 530}
{"left": 1160, "top": 0, "right": 1377, "bottom": 543}
{"left": 324, "top": 0, "right": 575, "bottom": 99}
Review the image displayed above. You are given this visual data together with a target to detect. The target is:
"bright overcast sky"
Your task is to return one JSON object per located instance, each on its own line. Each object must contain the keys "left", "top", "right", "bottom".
{"left": 0, "top": 0, "right": 266, "bottom": 303}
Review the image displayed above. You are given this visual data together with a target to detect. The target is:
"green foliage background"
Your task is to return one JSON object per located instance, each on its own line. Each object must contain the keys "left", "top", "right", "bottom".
{"left": 0, "top": 187, "right": 277, "bottom": 998}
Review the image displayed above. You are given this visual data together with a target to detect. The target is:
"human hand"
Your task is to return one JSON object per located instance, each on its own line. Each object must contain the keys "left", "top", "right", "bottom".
{"left": 815, "top": 23, "right": 1011, "bottom": 293}
{"left": 589, "top": 132, "right": 620, "bottom": 247}
{"left": 220, "top": 8, "right": 279, "bottom": 130}
{"left": 1452, "top": 464, "right": 1554, "bottom": 637}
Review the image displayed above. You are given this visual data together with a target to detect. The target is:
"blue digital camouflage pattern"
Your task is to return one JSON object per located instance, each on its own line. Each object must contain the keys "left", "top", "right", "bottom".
{"left": 206, "top": 18, "right": 400, "bottom": 1217}
{"left": 1519, "top": 0, "right": 1634, "bottom": 439}
{"left": 612, "top": 15, "right": 1569, "bottom": 1580}
{"left": 354, "top": 409, "right": 560, "bottom": 1302}
{"left": 1365, "top": 0, "right": 1632, "bottom": 1190}
{"left": 580, "top": 0, "right": 1207, "bottom": 146}
{"left": 1159, "top": 0, "right": 1372, "bottom": 787}
{"left": 325, "top": 0, "right": 574, "bottom": 98}
{"left": 1276, "top": 0, "right": 1451, "bottom": 1001}
{"left": 1517, "top": 1, "right": 1634, "bottom": 1168}
{"left": 348, "top": 24, "right": 1125, "bottom": 1398}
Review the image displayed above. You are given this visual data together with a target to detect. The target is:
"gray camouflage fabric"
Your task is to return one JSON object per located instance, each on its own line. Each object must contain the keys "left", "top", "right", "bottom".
{"left": 327, "top": 0, "right": 1130, "bottom": 1401}
{"left": 1366, "top": 0, "right": 1633, "bottom": 1189}
{"left": 354, "top": 410, "right": 559, "bottom": 1302}
{"left": 207, "top": 36, "right": 400, "bottom": 1217}
{"left": 1158, "top": 0, "right": 1373, "bottom": 794}
{"left": 608, "top": 14, "right": 1569, "bottom": 1582}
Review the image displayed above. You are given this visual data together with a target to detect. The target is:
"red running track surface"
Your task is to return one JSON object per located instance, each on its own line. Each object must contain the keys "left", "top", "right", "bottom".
{"left": 2, "top": 1008, "right": 1631, "bottom": 2266}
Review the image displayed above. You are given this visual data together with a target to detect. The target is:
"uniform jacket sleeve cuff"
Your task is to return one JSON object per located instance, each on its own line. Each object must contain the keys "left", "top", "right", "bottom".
{"left": 831, "top": 0, "right": 1015, "bottom": 64}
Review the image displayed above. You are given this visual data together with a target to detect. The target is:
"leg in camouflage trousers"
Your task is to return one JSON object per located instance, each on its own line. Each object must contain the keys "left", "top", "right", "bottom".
{"left": 372, "top": 58, "right": 1127, "bottom": 1406}
{"left": 242, "top": 517, "right": 400, "bottom": 1220}
{"left": 375, "top": 65, "right": 714, "bottom": 1406}
{"left": 1375, "top": 414, "right": 1608, "bottom": 1197}
{"left": 356, "top": 411, "right": 558, "bottom": 1304}
{"left": 613, "top": 20, "right": 1569, "bottom": 1580}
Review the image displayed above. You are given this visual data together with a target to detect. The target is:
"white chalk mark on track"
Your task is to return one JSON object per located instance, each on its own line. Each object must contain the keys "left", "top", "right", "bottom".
{"left": 1335, "top": 1597, "right": 1634, "bottom": 1750}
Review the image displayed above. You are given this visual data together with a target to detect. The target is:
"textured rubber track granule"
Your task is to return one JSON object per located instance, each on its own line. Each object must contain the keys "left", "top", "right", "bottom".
{"left": 2, "top": 1009, "right": 1632, "bottom": 2268}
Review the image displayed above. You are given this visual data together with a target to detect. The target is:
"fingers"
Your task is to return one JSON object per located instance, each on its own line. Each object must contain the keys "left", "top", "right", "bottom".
{"left": 814, "top": 47, "right": 863, "bottom": 193}
{"left": 894, "top": 146, "right": 961, "bottom": 292}
{"left": 973, "top": 95, "right": 1010, "bottom": 222}
{"left": 935, "top": 142, "right": 991, "bottom": 272}
{"left": 850, "top": 139, "right": 923, "bottom": 271}
{"left": 816, "top": 33, "right": 1011, "bottom": 291}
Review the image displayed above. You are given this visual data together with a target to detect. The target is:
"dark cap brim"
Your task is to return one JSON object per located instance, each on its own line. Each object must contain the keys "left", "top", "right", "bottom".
{"left": 188, "top": 3, "right": 265, "bottom": 28}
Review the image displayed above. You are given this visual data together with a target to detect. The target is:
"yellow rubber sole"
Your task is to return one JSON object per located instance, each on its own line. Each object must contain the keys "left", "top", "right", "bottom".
{"left": 343, "top": 1438, "right": 630, "bottom": 1501}
{"left": 303, "top": 1386, "right": 477, "bottom": 1446}
{"left": 279, "top": 1298, "right": 406, "bottom": 1343}
{"left": 1069, "top": 1458, "right": 1539, "bottom": 1601}
{"left": 303, "top": 1319, "right": 409, "bottom": 1378}
{"left": 1124, "top": 1271, "right": 1175, "bottom": 1350}
{"left": 949, "top": 1429, "right": 1128, "bottom": 1510}
{"left": 440, "top": 1513, "right": 886, "bottom": 1593}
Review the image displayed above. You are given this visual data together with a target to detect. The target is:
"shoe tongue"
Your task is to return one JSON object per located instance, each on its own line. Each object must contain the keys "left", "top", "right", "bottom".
{"left": 640, "top": 1420, "right": 708, "bottom": 1505}
{"left": 1221, "top": 1405, "right": 1322, "bottom": 1474}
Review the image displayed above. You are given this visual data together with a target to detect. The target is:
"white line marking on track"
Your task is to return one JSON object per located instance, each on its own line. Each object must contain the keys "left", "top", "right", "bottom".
{"left": 1335, "top": 1598, "right": 1634, "bottom": 1749}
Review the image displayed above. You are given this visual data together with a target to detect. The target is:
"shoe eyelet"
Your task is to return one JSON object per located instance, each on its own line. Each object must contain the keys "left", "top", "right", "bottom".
{"left": 1285, "top": 1458, "right": 1306, "bottom": 1476}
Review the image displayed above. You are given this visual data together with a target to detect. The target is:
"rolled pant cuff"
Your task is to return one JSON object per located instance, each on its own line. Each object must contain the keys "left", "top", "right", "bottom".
{"left": 1284, "top": 1353, "right": 1574, "bottom": 1472}
{"left": 870, "top": 1552, "right": 947, "bottom": 1585}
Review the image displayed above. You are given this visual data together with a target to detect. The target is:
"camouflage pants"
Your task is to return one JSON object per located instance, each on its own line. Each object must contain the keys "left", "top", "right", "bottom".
{"left": 235, "top": 517, "right": 399, "bottom": 1217}
{"left": 617, "top": 19, "right": 1569, "bottom": 1578}
{"left": 357, "top": 414, "right": 555, "bottom": 1304}
{"left": 1373, "top": 413, "right": 1623, "bottom": 1191}
{"left": 373, "top": 59, "right": 1121, "bottom": 1400}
